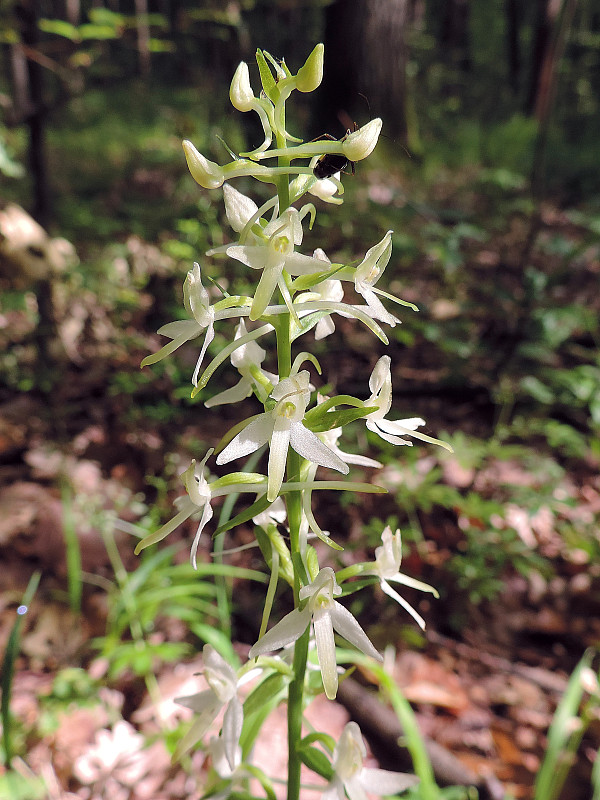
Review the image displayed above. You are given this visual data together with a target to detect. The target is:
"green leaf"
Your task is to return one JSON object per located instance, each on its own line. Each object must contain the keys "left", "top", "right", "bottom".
{"left": 214, "top": 496, "right": 271, "bottom": 537}
{"left": 38, "top": 19, "right": 80, "bottom": 40}
{"left": 307, "top": 406, "right": 378, "bottom": 433}
{"left": 240, "top": 673, "right": 288, "bottom": 757}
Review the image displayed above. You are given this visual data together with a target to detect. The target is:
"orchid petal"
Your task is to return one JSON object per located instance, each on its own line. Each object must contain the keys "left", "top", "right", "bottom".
{"left": 380, "top": 579, "right": 426, "bottom": 630}
{"left": 222, "top": 697, "right": 243, "bottom": 772}
{"left": 329, "top": 602, "right": 382, "bottom": 661}
{"left": 216, "top": 415, "right": 272, "bottom": 464}
{"left": 289, "top": 422, "right": 349, "bottom": 473}
{"left": 313, "top": 607, "right": 338, "bottom": 699}
{"left": 192, "top": 322, "right": 215, "bottom": 386}
{"left": 190, "top": 499, "right": 213, "bottom": 569}
{"left": 205, "top": 377, "right": 253, "bottom": 408}
{"left": 359, "top": 768, "right": 419, "bottom": 795}
{"left": 248, "top": 606, "right": 312, "bottom": 657}
{"left": 267, "top": 416, "right": 292, "bottom": 501}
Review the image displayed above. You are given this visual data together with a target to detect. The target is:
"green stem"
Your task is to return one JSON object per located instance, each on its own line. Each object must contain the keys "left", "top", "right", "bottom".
{"left": 273, "top": 104, "right": 308, "bottom": 800}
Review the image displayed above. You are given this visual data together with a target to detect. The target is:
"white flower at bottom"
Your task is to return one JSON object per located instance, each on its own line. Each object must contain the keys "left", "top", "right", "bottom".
{"left": 174, "top": 645, "right": 243, "bottom": 768}
{"left": 73, "top": 721, "right": 146, "bottom": 788}
{"left": 323, "top": 722, "right": 418, "bottom": 800}
{"left": 249, "top": 567, "right": 381, "bottom": 699}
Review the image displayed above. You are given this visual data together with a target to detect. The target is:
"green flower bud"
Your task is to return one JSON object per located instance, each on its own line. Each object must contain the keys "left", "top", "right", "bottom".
{"left": 182, "top": 140, "right": 225, "bottom": 189}
{"left": 230, "top": 61, "right": 255, "bottom": 112}
{"left": 342, "top": 118, "right": 382, "bottom": 161}
{"left": 296, "top": 43, "right": 324, "bottom": 93}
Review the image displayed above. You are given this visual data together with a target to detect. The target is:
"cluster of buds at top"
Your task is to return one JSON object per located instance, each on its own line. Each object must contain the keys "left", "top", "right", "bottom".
{"left": 182, "top": 43, "right": 382, "bottom": 202}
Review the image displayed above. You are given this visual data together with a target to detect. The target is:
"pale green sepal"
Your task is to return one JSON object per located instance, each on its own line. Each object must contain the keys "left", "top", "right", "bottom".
{"left": 304, "top": 502, "right": 342, "bottom": 551}
{"left": 371, "top": 285, "right": 419, "bottom": 311}
{"left": 193, "top": 323, "right": 272, "bottom": 395}
{"left": 210, "top": 472, "right": 266, "bottom": 491}
{"left": 141, "top": 329, "right": 199, "bottom": 367}
{"left": 134, "top": 499, "right": 196, "bottom": 554}
{"left": 258, "top": 547, "right": 279, "bottom": 640}
{"left": 291, "top": 351, "right": 321, "bottom": 376}
{"left": 212, "top": 415, "right": 265, "bottom": 457}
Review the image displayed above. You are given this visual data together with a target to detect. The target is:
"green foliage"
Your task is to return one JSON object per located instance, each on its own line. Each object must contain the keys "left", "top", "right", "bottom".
{"left": 535, "top": 649, "right": 599, "bottom": 800}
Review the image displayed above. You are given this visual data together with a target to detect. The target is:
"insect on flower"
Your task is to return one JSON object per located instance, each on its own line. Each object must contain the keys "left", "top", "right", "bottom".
{"left": 312, "top": 127, "right": 357, "bottom": 180}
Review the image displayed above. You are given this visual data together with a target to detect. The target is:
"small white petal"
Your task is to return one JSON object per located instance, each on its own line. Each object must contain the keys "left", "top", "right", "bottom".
{"left": 248, "top": 606, "right": 312, "bottom": 657}
{"left": 267, "top": 416, "right": 292, "bottom": 501}
{"left": 223, "top": 183, "right": 258, "bottom": 232}
{"left": 190, "top": 500, "right": 213, "bottom": 569}
{"left": 289, "top": 423, "right": 349, "bottom": 473}
{"left": 329, "top": 602, "right": 382, "bottom": 661}
{"left": 380, "top": 579, "right": 426, "bottom": 630}
{"left": 216, "top": 415, "right": 272, "bottom": 464}
{"left": 205, "top": 377, "right": 253, "bottom": 408}
{"left": 222, "top": 697, "right": 243, "bottom": 772}
{"left": 313, "top": 607, "right": 338, "bottom": 699}
{"left": 359, "top": 767, "right": 419, "bottom": 795}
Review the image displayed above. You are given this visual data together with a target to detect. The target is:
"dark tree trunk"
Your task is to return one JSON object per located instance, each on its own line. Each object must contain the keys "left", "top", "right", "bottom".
{"left": 527, "top": 0, "right": 554, "bottom": 114}
{"left": 318, "top": 0, "right": 412, "bottom": 143}
{"left": 440, "top": 0, "right": 471, "bottom": 70}
{"left": 505, "top": 0, "right": 521, "bottom": 94}
{"left": 14, "top": 0, "right": 51, "bottom": 227}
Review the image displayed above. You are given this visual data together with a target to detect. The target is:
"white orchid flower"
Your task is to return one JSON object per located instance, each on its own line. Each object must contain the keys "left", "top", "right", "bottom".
{"left": 141, "top": 262, "right": 215, "bottom": 386}
{"left": 216, "top": 370, "right": 349, "bottom": 502}
{"left": 295, "top": 248, "right": 344, "bottom": 340}
{"left": 323, "top": 722, "right": 418, "bottom": 800}
{"left": 370, "top": 526, "right": 439, "bottom": 630}
{"left": 205, "top": 319, "right": 277, "bottom": 407}
{"left": 174, "top": 645, "right": 256, "bottom": 768}
{"left": 134, "top": 451, "right": 267, "bottom": 568}
{"left": 308, "top": 172, "right": 343, "bottom": 204}
{"left": 227, "top": 208, "right": 324, "bottom": 320}
{"left": 365, "top": 355, "right": 453, "bottom": 451}
{"left": 353, "top": 231, "right": 400, "bottom": 326}
{"left": 249, "top": 567, "right": 381, "bottom": 700}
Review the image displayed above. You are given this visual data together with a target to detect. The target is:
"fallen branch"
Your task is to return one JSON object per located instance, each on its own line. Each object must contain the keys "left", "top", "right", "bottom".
{"left": 336, "top": 676, "right": 505, "bottom": 800}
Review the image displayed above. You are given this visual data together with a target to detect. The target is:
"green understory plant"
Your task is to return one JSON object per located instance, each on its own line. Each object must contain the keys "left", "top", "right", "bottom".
{"left": 137, "top": 44, "right": 452, "bottom": 800}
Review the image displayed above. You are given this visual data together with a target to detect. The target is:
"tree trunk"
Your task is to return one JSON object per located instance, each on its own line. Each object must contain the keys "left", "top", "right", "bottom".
{"left": 318, "top": 0, "right": 413, "bottom": 143}
{"left": 505, "top": 0, "right": 521, "bottom": 94}
{"left": 13, "top": 0, "right": 51, "bottom": 227}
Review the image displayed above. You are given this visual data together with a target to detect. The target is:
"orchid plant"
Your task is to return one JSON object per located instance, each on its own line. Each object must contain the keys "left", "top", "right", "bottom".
{"left": 136, "top": 44, "right": 451, "bottom": 800}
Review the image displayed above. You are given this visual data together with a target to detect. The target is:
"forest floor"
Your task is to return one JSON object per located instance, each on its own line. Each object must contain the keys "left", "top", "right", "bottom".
{"left": 1, "top": 163, "right": 600, "bottom": 800}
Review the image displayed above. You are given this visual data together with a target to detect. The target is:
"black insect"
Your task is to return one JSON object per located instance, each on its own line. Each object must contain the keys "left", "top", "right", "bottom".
{"left": 312, "top": 130, "right": 356, "bottom": 180}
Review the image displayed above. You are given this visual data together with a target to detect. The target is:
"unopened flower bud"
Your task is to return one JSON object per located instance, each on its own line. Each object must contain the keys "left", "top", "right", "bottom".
{"left": 230, "top": 62, "right": 255, "bottom": 112}
{"left": 296, "top": 43, "right": 324, "bottom": 93}
{"left": 342, "top": 118, "right": 382, "bottom": 162}
{"left": 182, "top": 140, "right": 225, "bottom": 189}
